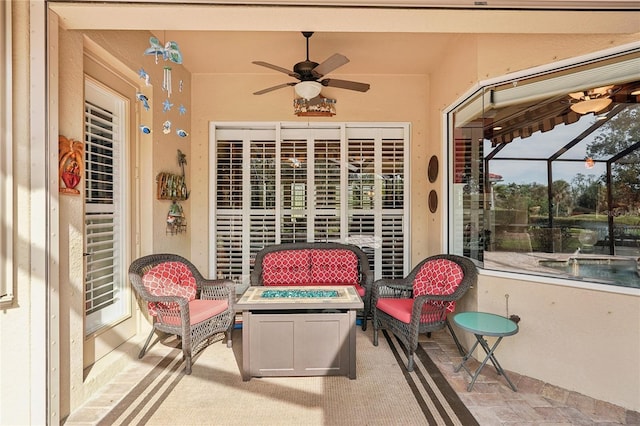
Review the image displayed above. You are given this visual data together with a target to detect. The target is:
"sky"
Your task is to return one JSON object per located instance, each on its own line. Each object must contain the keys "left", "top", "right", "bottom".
{"left": 484, "top": 113, "right": 607, "bottom": 185}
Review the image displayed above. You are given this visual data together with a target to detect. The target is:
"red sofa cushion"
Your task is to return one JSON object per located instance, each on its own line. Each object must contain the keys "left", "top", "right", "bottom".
{"left": 309, "top": 249, "right": 359, "bottom": 285}
{"left": 413, "top": 259, "right": 464, "bottom": 313}
{"left": 142, "top": 261, "right": 197, "bottom": 316}
{"left": 262, "top": 250, "right": 311, "bottom": 285}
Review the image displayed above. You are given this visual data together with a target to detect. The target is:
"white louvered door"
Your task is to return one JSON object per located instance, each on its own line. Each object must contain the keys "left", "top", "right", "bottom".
{"left": 83, "top": 78, "right": 133, "bottom": 366}
{"left": 210, "top": 123, "right": 409, "bottom": 292}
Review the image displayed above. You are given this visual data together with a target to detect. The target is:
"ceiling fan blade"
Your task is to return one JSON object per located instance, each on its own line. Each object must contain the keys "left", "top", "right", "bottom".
{"left": 253, "top": 82, "right": 296, "bottom": 95}
{"left": 313, "top": 53, "right": 350, "bottom": 77}
{"left": 321, "top": 78, "right": 370, "bottom": 92}
{"left": 252, "top": 61, "right": 300, "bottom": 79}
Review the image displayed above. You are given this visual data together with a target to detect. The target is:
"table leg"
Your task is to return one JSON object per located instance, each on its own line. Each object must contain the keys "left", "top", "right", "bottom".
{"left": 454, "top": 334, "right": 517, "bottom": 392}
{"left": 473, "top": 334, "right": 517, "bottom": 392}
{"left": 454, "top": 339, "right": 480, "bottom": 376}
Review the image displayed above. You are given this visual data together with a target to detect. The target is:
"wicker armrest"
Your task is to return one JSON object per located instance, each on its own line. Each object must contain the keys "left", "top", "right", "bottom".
{"left": 413, "top": 293, "right": 458, "bottom": 305}
{"left": 143, "top": 294, "right": 189, "bottom": 306}
{"left": 372, "top": 278, "right": 410, "bottom": 289}
{"left": 200, "top": 279, "right": 236, "bottom": 302}
{"left": 372, "top": 278, "right": 413, "bottom": 300}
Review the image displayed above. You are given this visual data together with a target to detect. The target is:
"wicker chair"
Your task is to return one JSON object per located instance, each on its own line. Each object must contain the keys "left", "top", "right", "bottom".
{"left": 129, "top": 253, "right": 235, "bottom": 374}
{"left": 372, "top": 254, "right": 477, "bottom": 371}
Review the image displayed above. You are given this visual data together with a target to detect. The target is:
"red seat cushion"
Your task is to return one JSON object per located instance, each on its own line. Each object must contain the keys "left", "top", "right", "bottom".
{"left": 142, "top": 261, "right": 197, "bottom": 316}
{"left": 413, "top": 259, "right": 464, "bottom": 313}
{"left": 162, "top": 299, "right": 229, "bottom": 326}
{"left": 376, "top": 298, "right": 414, "bottom": 323}
{"left": 309, "top": 249, "right": 359, "bottom": 285}
{"left": 262, "top": 250, "right": 311, "bottom": 285}
{"left": 376, "top": 298, "right": 448, "bottom": 324}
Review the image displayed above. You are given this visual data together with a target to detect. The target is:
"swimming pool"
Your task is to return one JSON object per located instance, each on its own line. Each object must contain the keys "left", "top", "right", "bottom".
{"left": 538, "top": 257, "right": 640, "bottom": 288}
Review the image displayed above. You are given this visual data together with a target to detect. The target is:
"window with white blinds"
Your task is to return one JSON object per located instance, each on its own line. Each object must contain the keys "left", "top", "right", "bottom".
{"left": 210, "top": 123, "right": 410, "bottom": 290}
{"left": 84, "top": 79, "right": 128, "bottom": 335}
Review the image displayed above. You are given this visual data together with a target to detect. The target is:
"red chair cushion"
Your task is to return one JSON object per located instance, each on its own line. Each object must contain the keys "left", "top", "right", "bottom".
{"left": 413, "top": 259, "right": 464, "bottom": 313}
{"left": 262, "top": 250, "right": 311, "bottom": 285}
{"left": 142, "top": 261, "right": 197, "bottom": 316}
{"left": 376, "top": 298, "right": 413, "bottom": 323}
{"left": 309, "top": 249, "right": 359, "bottom": 285}
{"left": 376, "top": 298, "right": 448, "bottom": 324}
{"left": 162, "top": 299, "right": 229, "bottom": 326}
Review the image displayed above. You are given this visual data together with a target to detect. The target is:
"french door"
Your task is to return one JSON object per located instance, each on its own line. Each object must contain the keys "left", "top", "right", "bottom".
{"left": 209, "top": 123, "right": 410, "bottom": 290}
{"left": 83, "top": 77, "right": 133, "bottom": 366}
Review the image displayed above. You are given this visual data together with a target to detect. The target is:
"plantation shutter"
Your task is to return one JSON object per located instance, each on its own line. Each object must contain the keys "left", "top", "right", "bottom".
{"left": 84, "top": 83, "right": 126, "bottom": 334}
{"left": 210, "top": 123, "right": 409, "bottom": 289}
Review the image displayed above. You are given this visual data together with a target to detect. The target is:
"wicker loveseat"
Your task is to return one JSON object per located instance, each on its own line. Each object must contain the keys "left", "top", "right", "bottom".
{"left": 250, "top": 242, "right": 374, "bottom": 330}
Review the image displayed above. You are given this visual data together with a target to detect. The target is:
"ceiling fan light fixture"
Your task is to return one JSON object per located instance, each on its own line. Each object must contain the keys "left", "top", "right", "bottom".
{"left": 294, "top": 95, "right": 336, "bottom": 117}
{"left": 570, "top": 98, "right": 612, "bottom": 115}
{"left": 295, "top": 81, "right": 322, "bottom": 100}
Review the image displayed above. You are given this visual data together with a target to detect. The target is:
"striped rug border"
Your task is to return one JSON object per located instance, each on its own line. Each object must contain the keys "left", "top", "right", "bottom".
{"left": 382, "top": 330, "right": 479, "bottom": 426}
{"left": 96, "top": 348, "right": 184, "bottom": 426}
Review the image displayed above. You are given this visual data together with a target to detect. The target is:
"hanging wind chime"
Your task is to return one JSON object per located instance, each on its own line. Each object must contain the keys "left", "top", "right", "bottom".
{"left": 139, "top": 35, "right": 187, "bottom": 137}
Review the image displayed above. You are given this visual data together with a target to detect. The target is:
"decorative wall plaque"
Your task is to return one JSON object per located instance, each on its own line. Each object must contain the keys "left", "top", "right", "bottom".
{"left": 58, "top": 135, "right": 84, "bottom": 195}
{"left": 428, "top": 155, "right": 439, "bottom": 183}
{"left": 428, "top": 190, "right": 438, "bottom": 213}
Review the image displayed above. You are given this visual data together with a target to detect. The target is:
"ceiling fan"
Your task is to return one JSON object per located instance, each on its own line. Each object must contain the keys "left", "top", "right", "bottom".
{"left": 568, "top": 85, "right": 614, "bottom": 114}
{"left": 252, "top": 32, "right": 370, "bottom": 100}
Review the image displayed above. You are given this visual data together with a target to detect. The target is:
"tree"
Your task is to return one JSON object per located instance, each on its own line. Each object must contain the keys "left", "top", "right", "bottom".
{"left": 587, "top": 105, "right": 640, "bottom": 213}
{"left": 552, "top": 179, "right": 572, "bottom": 216}
{"left": 572, "top": 173, "right": 602, "bottom": 213}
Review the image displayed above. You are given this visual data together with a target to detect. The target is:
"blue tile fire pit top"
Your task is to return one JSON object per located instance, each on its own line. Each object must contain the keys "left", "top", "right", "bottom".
{"left": 261, "top": 289, "right": 340, "bottom": 298}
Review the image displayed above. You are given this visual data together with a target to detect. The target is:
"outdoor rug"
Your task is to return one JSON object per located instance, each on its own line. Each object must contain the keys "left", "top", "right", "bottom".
{"left": 380, "top": 330, "right": 478, "bottom": 426}
{"left": 71, "top": 328, "right": 478, "bottom": 426}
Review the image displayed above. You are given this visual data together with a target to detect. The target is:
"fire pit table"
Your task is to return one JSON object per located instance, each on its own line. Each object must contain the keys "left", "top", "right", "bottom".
{"left": 235, "top": 285, "right": 363, "bottom": 381}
